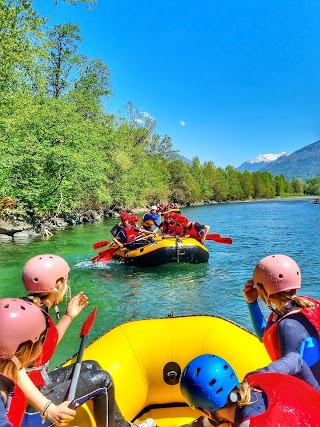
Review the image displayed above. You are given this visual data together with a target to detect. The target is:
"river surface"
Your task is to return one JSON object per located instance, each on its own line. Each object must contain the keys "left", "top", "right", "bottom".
{"left": 0, "top": 198, "right": 319, "bottom": 367}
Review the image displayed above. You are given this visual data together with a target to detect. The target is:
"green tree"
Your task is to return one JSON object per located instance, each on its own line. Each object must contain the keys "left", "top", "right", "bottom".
{"left": 47, "top": 23, "right": 82, "bottom": 98}
{"left": 225, "top": 166, "right": 243, "bottom": 200}
{"left": 305, "top": 177, "right": 320, "bottom": 195}
{"left": 291, "top": 177, "right": 305, "bottom": 194}
{"left": 239, "top": 170, "right": 254, "bottom": 199}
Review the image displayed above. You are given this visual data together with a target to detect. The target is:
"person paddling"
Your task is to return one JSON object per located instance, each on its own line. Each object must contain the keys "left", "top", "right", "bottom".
{"left": 20, "top": 254, "right": 155, "bottom": 427}
{"left": 113, "top": 212, "right": 155, "bottom": 250}
{"left": 180, "top": 354, "right": 320, "bottom": 427}
{"left": 243, "top": 254, "right": 320, "bottom": 390}
{"left": 182, "top": 219, "right": 210, "bottom": 244}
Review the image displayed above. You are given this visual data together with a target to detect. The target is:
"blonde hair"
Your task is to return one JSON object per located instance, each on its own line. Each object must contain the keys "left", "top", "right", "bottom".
{"left": 0, "top": 339, "right": 43, "bottom": 383}
{"left": 237, "top": 380, "right": 252, "bottom": 406}
{"left": 269, "top": 290, "right": 316, "bottom": 309}
{"left": 27, "top": 278, "right": 71, "bottom": 307}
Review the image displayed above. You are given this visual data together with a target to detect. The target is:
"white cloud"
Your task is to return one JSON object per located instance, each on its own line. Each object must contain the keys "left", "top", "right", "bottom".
{"left": 142, "top": 111, "right": 154, "bottom": 120}
{"left": 135, "top": 118, "right": 144, "bottom": 124}
{"left": 180, "top": 120, "right": 186, "bottom": 126}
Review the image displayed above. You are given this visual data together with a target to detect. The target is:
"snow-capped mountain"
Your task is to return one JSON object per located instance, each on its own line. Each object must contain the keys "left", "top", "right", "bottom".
{"left": 237, "top": 152, "right": 290, "bottom": 172}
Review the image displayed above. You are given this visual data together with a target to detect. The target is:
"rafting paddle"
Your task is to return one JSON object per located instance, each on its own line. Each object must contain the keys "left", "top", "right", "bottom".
{"left": 67, "top": 307, "right": 98, "bottom": 407}
{"left": 206, "top": 235, "right": 233, "bottom": 244}
{"left": 91, "top": 247, "right": 118, "bottom": 263}
{"left": 93, "top": 240, "right": 111, "bottom": 250}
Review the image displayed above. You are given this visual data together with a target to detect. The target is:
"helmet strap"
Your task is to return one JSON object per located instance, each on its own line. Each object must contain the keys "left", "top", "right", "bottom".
{"left": 266, "top": 296, "right": 277, "bottom": 313}
{"left": 54, "top": 303, "right": 60, "bottom": 320}
{"left": 11, "top": 355, "right": 22, "bottom": 369}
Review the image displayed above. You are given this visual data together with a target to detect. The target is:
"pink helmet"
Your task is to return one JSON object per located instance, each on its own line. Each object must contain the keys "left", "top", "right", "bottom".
{"left": 22, "top": 254, "right": 70, "bottom": 294}
{"left": 253, "top": 254, "right": 301, "bottom": 295}
{"left": 0, "top": 298, "right": 46, "bottom": 359}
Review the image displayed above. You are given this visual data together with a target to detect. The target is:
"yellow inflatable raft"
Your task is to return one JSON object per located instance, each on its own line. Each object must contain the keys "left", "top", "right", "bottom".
{"left": 66, "top": 315, "right": 270, "bottom": 427}
{"left": 112, "top": 237, "right": 209, "bottom": 267}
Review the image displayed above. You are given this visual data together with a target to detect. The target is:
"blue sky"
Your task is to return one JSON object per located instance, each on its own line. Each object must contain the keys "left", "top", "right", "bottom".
{"left": 33, "top": 0, "right": 320, "bottom": 168}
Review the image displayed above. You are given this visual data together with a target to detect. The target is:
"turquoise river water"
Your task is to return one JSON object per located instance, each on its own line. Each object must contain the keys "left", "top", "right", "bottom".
{"left": 0, "top": 198, "right": 319, "bottom": 367}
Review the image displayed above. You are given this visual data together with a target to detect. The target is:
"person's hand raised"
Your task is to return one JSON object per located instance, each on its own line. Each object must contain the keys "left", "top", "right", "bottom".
{"left": 243, "top": 279, "right": 258, "bottom": 303}
{"left": 66, "top": 291, "right": 89, "bottom": 320}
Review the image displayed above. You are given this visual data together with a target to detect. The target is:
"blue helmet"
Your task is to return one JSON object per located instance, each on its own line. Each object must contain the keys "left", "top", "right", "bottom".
{"left": 180, "top": 354, "right": 240, "bottom": 412}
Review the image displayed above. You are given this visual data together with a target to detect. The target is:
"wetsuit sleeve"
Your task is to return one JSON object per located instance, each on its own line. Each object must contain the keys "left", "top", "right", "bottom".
{"left": 151, "top": 214, "right": 160, "bottom": 227}
{"left": 115, "top": 230, "right": 126, "bottom": 243}
{"left": 0, "top": 396, "right": 12, "bottom": 427}
{"left": 256, "top": 317, "right": 320, "bottom": 390}
{"left": 247, "top": 300, "right": 266, "bottom": 342}
{"left": 255, "top": 352, "right": 320, "bottom": 390}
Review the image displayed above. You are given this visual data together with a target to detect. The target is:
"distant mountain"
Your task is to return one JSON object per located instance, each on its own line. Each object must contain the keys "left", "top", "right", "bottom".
{"left": 237, "top": 140, "right": 320, "bottom": 180}
{"left": 237, "top": 152, "right": 289, "bottom": 173}
{"left": 260, "top": 140, "right": 320, "bottom": 180}
{"left": 175, "top": 154, "right": 192, "bottom": 165}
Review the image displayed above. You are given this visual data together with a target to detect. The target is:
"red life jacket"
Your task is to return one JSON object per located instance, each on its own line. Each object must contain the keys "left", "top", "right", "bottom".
{"left": 123, "top": 225, "right": 139, "bottom": 242}
{"left": 174, "top": 223, "right": 184, "bottom": 236}
{"left": 27, "top": 313, "right": 58, "bottom": 387}
{"left": 160, "top": 221, "right": 169, "bottom": 234}
{"left": 0, "top": 374, "right": 26, "bottom": 427}
{"left": 263, "top": 296, "right": 320, "bottom": 361}
{"left": 240, "top": 372, "right": 320, "bottom": 426}
{"left": 187, "top": 222, "right": 201, "bottom": 238}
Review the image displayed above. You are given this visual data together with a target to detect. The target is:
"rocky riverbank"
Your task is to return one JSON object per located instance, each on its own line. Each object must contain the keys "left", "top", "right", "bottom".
{"left": 0, "top": 208, "right": 123, "bottom": 244}
{"left": 0, "top": 200, "right": 221, "bottom": 244}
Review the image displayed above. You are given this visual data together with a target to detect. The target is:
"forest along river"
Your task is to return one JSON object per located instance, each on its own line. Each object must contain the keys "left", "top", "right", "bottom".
{"left": 0, "top": 198, "right": 319, "bottom": 367}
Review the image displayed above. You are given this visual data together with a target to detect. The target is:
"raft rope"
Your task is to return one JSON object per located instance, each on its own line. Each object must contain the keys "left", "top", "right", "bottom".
{"left": 176, "top": 237, "right": 180, "bottom": 263}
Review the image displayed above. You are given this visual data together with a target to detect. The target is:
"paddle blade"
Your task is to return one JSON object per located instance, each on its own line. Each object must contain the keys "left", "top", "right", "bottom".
{"left": 97, "top": 247, "right": 118, "bottom": 263}
{"left": 91, "top": 247, "right": 118, "bottom": 263}
{"left": 208, "top": 237, "right": 233, "bottom": 244}
{"left": 93, "top": 240, "right": 110, "bottom": 250}
{"left": 80, "top": 307, "right": 97, "bottom": 337}
{"left": 206, "top": 234, "right": 221, "bottom": 240}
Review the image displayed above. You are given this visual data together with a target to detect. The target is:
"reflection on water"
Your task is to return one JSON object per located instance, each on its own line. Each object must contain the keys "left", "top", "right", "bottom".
{"left": 0, "top": 198, "right": 319, "bottom": 367}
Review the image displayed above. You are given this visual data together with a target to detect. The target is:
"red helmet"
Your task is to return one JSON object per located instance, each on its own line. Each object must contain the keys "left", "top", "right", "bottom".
{"left": 22, "top": 254, "right": 70, "bottom": 294}
{"left": 177, "top": 215, "right": 189, "bottom": 226}
{"left": 0, "top": 298, "right": 46, "bottom": 359}
{"left": 130, "top": 215, "right": 139, "bottom": 224}
{"left": 120, "top": 212, "right": 130, "bottom": 222}
{"left": 253, "top": 254, "right": 301, "bottom": 295}
{"left": 170, "top": 212, "right": 179, "bottom": 220}
{"left": 164, "top": 212, "right": 172, "bottom": 220}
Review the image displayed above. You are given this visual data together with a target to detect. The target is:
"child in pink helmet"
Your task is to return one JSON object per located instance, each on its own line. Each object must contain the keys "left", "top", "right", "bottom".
{"left": 0, "top": 298, "right": 51, "bottom": 427}
{"left": 243, "top": 254, "right": 320, "bottom": 390}
{"left": 20, "top": 254, "right": 155, "bottom": 427}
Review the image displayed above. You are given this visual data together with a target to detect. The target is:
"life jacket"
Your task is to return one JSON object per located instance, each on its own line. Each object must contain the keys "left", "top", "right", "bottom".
{"left": 123, "top": 225, "right": 139, "bottom": 242}
{"left": 0, "top": 374, "right": 26, "bottom": 427}
{"left": 141, "top": 213, "right": 158, "bottom": 229}
{"left": 263, "top": 296, "right": 320, "bottom": 361}
{"left": 27, "top": 313, "right": 58, "bottom": 387}
{"left": 174, "top": 223, "right": 185, "bottom": 236}
{"left": 161, "top": 221, "right": 176, "bottom": 235}
{"left": 239, "top": 372, "right": 320, "bottom": 426}
{"left": 187, "top": 222, "right": 201, "bottom": 238}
